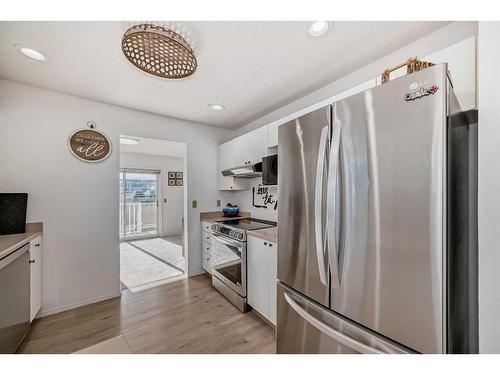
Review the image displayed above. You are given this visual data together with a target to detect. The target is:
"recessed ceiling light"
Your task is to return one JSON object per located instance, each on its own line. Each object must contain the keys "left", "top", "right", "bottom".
{"left": 309, "top": 21, "right": 329, "bottom": 37}
{"left": 17, "top": 46, "right": 48, "bottom": 61}
{"left": 120, "top": 137, "right": 140, "bottom": 145}
{"left": 209, "top": 104, "right": 225, "bottom": 111}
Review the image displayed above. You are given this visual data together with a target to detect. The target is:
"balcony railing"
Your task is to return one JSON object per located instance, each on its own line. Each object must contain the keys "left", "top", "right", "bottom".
{"left": 120, "top": 201, "right": 157, "bottom": 238}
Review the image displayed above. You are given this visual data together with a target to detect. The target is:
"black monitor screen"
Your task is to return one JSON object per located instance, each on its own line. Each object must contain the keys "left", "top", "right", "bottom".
{"left": 0, "top": 193, "right": 28, "bottom": 235}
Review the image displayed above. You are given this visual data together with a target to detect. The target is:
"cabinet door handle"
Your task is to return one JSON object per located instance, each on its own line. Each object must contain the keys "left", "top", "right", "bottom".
{"left": 264, "top": 241, "right": 267, "bottom": 246}
{"left": 29, "top": 259, "right": 35, "bottom": 264}
{"left": 269, "top": 243, "right": 273, "bottom": 247}
{"left": 35, "top": 243, "right": 40, "bottom": 247}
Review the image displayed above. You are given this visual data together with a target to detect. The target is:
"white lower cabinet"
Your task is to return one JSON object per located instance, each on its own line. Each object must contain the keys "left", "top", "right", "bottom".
{"left": 29, "top": 235, "right": 42, "bottom": 322}
{"left": 201, "top": 221, "right": 213, "bottom": 274}
{"left": 247, "top": 236, "right": 277, "bottom": 325}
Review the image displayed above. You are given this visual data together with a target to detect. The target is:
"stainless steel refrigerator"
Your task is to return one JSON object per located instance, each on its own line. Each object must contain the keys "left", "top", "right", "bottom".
{"left": 277, "top": 63, "right": 478, "bottom": 354}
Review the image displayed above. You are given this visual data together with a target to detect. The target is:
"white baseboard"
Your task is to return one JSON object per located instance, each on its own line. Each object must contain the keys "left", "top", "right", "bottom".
{"left": 188, "top": 268, "right": 207, "bottom": 277}
{"left": 37, "top": 272, "right": 205, "bottom": 319}
{"left": 37, "top": 291, "right": 122, "bottom": 318}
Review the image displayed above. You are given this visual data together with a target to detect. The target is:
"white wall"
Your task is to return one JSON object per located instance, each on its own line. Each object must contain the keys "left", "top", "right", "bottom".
{"left": 477, "top": 21, "right": 500, "bottom": 354}
{"left": 221, "top": 177, "right": 278, "bottom": 222}
{"left": 120, "top": 152, "right": 185, "bottom": 236}
{"left": 0, "top": 79, "right": 232, "bottom": 316}
{"left": 234, "top": 21, "right": 477, "bottom": 138}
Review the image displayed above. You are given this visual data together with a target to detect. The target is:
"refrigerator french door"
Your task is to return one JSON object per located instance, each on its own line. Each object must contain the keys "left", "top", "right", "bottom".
{"left": 277, "top": 63, "right": 477, "bottom": 354}
{"left": 277, "top": 106, "right": 331, "bottom": 308}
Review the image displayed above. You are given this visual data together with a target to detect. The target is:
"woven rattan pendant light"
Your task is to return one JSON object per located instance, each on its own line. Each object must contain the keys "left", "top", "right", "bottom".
{"left": 122, "top": 23, "right": 197, "bottom": 79}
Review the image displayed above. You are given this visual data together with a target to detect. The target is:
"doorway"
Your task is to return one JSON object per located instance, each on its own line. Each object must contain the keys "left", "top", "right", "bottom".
{"left": 119, "top": 135, "right": 188, "bottom": 293}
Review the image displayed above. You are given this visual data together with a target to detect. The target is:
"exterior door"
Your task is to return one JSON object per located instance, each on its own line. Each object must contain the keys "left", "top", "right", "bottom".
{"left": 277, "top": 105, "right": 331, "bottom": 307}
{"left": 120, "top": 169, "right": 160, "bottom": 239}
{"left": 328, "top": 64, "right": 448, "bottom": 353}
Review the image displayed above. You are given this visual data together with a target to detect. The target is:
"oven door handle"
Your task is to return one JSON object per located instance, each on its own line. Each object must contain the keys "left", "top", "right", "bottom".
{"left": 213, "top": 234, "right": 243, "bottom": 250}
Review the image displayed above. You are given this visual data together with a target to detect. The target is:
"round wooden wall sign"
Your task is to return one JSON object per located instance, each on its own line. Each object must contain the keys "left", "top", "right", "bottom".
{"left": 68, "top": 129, "right": 112, "bottom": 162}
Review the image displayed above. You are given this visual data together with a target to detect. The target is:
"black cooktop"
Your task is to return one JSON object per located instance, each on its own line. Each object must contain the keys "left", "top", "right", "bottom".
{"left": 221, "top": 218, "right": 276, "bottom": 231}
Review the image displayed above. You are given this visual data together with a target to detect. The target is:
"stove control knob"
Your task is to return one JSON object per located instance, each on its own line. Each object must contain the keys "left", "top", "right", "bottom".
{"left": 238, "top": 233, "right": 244, "bottom": 240}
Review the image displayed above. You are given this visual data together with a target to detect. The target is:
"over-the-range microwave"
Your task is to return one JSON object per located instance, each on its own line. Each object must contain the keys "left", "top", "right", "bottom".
{"left": 262, "top": 154, "right": 277, "bottom": 185}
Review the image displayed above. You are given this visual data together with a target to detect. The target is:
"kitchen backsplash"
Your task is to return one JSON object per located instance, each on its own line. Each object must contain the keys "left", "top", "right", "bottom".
{"left": 221, "top": 177, "right": 278, "bottom": 222}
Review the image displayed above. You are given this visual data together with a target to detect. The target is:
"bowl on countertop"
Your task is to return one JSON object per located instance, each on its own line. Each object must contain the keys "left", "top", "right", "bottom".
{"left": 222, "top": 207, "right": 240, "bottom": 217}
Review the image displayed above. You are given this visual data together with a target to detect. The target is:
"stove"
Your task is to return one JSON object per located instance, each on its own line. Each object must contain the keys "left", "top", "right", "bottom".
{"left": 211, "top": 217, "right": 276, "bottom": 312}
{"left": 211, "top": 218, "right": 276, "bottom": 242}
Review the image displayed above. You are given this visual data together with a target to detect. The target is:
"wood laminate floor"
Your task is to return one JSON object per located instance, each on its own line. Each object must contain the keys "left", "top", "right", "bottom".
{"left": 18, "top": 274, "right": 276, "bottom": 354}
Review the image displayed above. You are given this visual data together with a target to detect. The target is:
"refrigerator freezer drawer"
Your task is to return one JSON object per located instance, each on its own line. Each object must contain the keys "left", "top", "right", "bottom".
{"left": 277, "top": 282, "right": 413, "bottom": 354}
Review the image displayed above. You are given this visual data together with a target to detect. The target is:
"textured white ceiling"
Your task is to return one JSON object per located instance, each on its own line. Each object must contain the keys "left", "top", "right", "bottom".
{"left": 0, "top": 21, "right": 449, "bottom": 129}
{"left": 120, "top": 135, "right": 186, "bottom": 159}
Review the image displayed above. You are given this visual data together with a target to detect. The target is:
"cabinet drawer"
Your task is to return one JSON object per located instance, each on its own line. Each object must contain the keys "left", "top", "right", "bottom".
{"left": 29, "top": 235, "right": 42, "bottom": 251}
{"left": 201, "top": 221, "right": 213, "bottom": 232}
{"left": 202, "top": 231, "right": 213, "bottom": 244}
{"left": 202, "top": 249, "right": 212, "bottom": 274}
{"left": 203, "top": 248, "right": 212, "bottom": 261}
{"left": 202, "top": 242, "right": 212, "bottom": 256}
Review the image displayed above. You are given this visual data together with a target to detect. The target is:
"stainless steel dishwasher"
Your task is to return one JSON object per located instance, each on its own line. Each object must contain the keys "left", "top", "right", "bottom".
{"left": 0, "top": 243, "right": 30, "bottom": 353}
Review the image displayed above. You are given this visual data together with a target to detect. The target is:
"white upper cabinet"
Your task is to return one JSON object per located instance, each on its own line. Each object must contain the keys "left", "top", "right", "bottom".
{"left": 375, "top": 37, "right": 476, "bottom": 111}
{"left": 424, "top": 37, "right": 476, "bottom": 111}
{"left": 267, "top": 122, "right": 279, "bottom": 148}
{"left": 219, "top": 126, "right": 268, "bottom": 170}
{"left": 217, "top": 126, "right": 268, "bottom": 191}
{"left": 245, "top": 126, "right": 268, "bottom": 165}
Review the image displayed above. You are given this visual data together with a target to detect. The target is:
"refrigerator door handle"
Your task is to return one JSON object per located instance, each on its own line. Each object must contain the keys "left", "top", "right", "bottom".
{"left": 283, "top": 291, "right": 383, "bottom": 354}
{"left": 327, "top": 118, "right": 342, "bottom": 289}
{"left": 314, "top": 126, "right": 329, "bottom": 286}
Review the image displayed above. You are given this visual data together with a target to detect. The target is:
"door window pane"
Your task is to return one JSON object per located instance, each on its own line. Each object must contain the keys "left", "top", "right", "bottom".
{"left": 120, "top": 171, "right": 158, "bottom": 239}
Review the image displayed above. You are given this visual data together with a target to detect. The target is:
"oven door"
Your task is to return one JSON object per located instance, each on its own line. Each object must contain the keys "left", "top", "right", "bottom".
{"left": 212, "top": 234, "right": 246, "bottom": 297}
